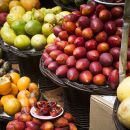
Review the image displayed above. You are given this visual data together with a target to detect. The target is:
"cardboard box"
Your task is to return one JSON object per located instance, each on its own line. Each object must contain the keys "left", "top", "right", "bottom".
{"left": 89, "top": 95, "right": 116, "bottom": 130}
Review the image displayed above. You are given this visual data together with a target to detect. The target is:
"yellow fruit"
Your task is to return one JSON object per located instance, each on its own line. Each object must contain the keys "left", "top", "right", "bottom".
{"left": 28, "top": 82, "right": 39, "bottom": 93}
{"left": 117, "top": 77, "right": 130, "bottom": 102}
{"left": 29, "top": 97, "right": 37, "bottom": 107}
{"left": 4, "top": 98, "right": 21, "bottom": 116}
{"left": 0, "top": 77, "right": 12, "bottom": 95}
{"left": 10, "top": 83, "right": 19, "bottom": 96}
{"left": 19, "top": 98, "right": 30, "bottom": 107}
{"left": 10, "top": 6, "right": 25, "bottom": 15}
{"left": 0, "top": 1, "right": 9, "bottom": 12}
{"left": 9, "top": 0, "right": 22, "bottom": 10}
{"left": 117, "top": 97, "right": 130, "bottom": 129}
{"left": 1, "top": 94, "right": 15, "bottom": 106}
{"left": 17, "top": 76, "right": 31, "bottom": 91}
{"left": 9, "top": 72, "right": 20, "bottom": 85}
{"left": 17, "top": 90, "right": 30, "bottom": 100}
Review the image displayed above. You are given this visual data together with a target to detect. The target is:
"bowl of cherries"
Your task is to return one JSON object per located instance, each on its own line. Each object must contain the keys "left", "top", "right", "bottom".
{"left": 30, "top": 100, "right": 64, "bottom": 120}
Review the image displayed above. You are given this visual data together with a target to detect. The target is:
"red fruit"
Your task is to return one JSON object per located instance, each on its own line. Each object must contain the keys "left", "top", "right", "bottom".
{"left": 21, "top": 107, "right": 30, "bottom": 114}
{"left": 108, "top": 69, "right": 119, "bottom": 89}
{"left": 72, "top": 10, "right": 81, "bottom": 17}
{"left": 19, "top": 114, "right": 32, "bottom": 122}
{"left": 53, "top": 25, "right": 62, "bottom": 36}
{"left": 80, "top": 4, "right": 95, "bottom": 16}
{"left": 89, "top": 61, "right": 102, "bottom": 75}
{"left": 56, "top": 65, "right": 68, "bottom": 77}
{"left": 97, "top": 42, "right": 109, "bottom": 53}
{"left": 116, "top": 27, "right": 122, "bottom": 37}
{"left": 58, "top": 31, "right": 68, "bottom": 40}
{"left": 54, "top": 117, "right": 69, "bottom": 127}
{"left": 95, "top": 4, "right": 106, "bottom": 15}
{"left": 111, "top": 6, "right": 123, "bottom": 18}
{"left": 76, "top": 58, "right": 90, "bottom": 71}
{"left": 63, "top": 112, "right": 75, "bottom": 122}
{"left": 79, "top": 70, "right": 93, "bottom": 84}
{"left": 77, "top": 16, "right": 90, "bottom": 29}
{"left": 114, "top": 61, "right": 119, "bottom": 69}
{"left": 127, "top": 61, "right": 130, "bottom": 72}
{"left": 64, "top": 14, "right": 79, "bottom": 22}
{"left": 48, "top": 61, "right": 59, "bottom": 72}
{"left": 56, "top": 41, "right": 68, "bottom": 50}
{"left": 32, "top": 118, "right": 42, "bottom": 125}
{"left": 69, "top": 123, "right": 78, "bottom": 130}
{"left": 46, "top": 44, "right": 58, "bottom": 54}
{"left": 115, "top": 18, "right": 123, "bottom": 27}
{"left": 42, "top": 52, "right": 50, "bottom": 61}
{"left": 93, "top": 74, "right": 106, "bottom": 86}
{"left": 54, "top": 37, "right": 61, "bottom": 44}
{"left": 66, "top": 56, "right": 76, "bottom": 67}
{"left": 75, "top": 27, "right": 82, "bottom": 36}
{"left": 56, "top": 53, "right": 68, "bottom": 65}
{"left": 82, "top": 28, "right": 93, "bottom": 39}
{"left": 44, "top": 57, "right": 53, "bottom": 67}
{"left": 68, "top": 35, "right": 76, "bottom": 44}
{"left": 0, "top": 12, "right": 8, "bottom": 25}
{"left": 110, "top": 47, "right": 120, "bottom": 61}
{"left": 63, "top": 22, "right": 76, "bottom": 34}
{"left": 26, "top": 121, "right": 39, "bottom": 130}
{"left": 14, "top": 112, "right": 22, "bottom": 120}
{"left": 25, "top": 127, "right": 32, "bottom": 130}
{"left": 74, "top": 37, "right": 85, "bottom": 47}
{"left": 103, "top": 67, "right": 113, "bottom": 78}
{"left": 67, "top": 68, "right": 79, "bottom": 81}
{"left": 99, "top": 9, "right": 111, "bottom": 21}
{"left": 95, "top": 31, "right": 107, "bottom": 43}
{"left": 90, "top": 14, "right": 98, "bottom": 20}
{"left": 64, "top": 44, "right": 76, "bottom": 55}
{"left": 73, "top": 47, "right": 86, "bottom": 59}
{"left": 127, "top": 48, "right": 130, "bottom": 60}
{"left": 85, "top": 39, "right": 97, "bottom": 50}
{"left": 99, "top": 53, "right": 113, "bottom": 67}
{"left": 108, "top": 35, "right": 121, "bottom": 47}
{"left": 40, "top": 121, "right": 54, "bottom": 130}
{"left": 87, "top": 50, "right": 99, "bottom": 61}
{"left": 49, "top": 50, "right": 63, "bottom": 60}
{"left": 104, "top": 21, "right": 116, "bottom": 35}
{"left": 90, "top": 18, "right": 104, "bottom": 33}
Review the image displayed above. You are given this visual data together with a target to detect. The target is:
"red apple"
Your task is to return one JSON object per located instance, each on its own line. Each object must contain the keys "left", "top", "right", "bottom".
{"left": 79, "top": 70, "right": 93, "bottom": 84}
{"left": 44, "top": 57, "right": 53, "bottom": 67}
{"left": 40, "top": 121, "right": 54, "bottom": 130}
{"left": 116, "top": 27, "right": 122, "bottom": 37}
{"left": 74, "top": 37, "right": 85, "bottom": 47}
{"left": 115, "top": 18, "right": 123, "bottom": 27}
{"left": 56, "top": 41, "right": 68, "bottom": 50}
{"left": 56, "top": 53, "right": 68, "bottom": 65}
{"left": 64, "top": 14, "right": 79, "bottom": 22}
{"left": 87, "top": 50, "right": 99, "bottom": 61}
{"left": 64, "top": 44, "right": 76, "bottom": 55}
{"left": 95, "top": 4, "right": 106, "bottom": 15}
{"left": 110, "top": 47, "right": 120, "bottom": 61}
{"left": 102, "top": 67, "right": 113, "bottom": 78}
{"left": 85, "top": 39, "right": 97, "bottom": 50}
{"left": 68, "top": 35, "right": 76, "bottom": 44}
{"left": 75, "top": 27, "right": 82, "bottom": 36}
{"left": 56, "top": 65, "right": 68, "bottom": 77}
{"left": 53, "top": 25, "right": 62, "bottom": 36}
{"left": 48, "top": 61, "right": 59, "bottom": 72}
{"left": 82, "top": 28, "right": 93, "bottom": 39}
{"left": 114, "top": 61, "right": 119, "bottom": 69}
{"left": 58, "top": 31, "right": 68, "bottom": 40}
{"left": 66, "top": 56, "right": 76, "bottom": 67}
{"left": 46, "top": 44, "right": 58, "bottom": 54}
{"left": 111, "top": 6, "right": 123, "bottom": 18}
{"left": 49, "top": 50, "right": 63, "bottom": 60}
{"left": 97, "top": 42, "right": 109, "bottom": 53}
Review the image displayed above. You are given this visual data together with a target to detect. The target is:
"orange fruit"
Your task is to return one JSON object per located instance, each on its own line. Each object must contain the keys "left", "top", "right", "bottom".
{"left": 19, "top": 98, "right": 30, "bottom": 107}
{"left": 29, "top": 97, "right": 37, "bottom": 107}
{"left": 9, "top": 0, "right": 22, "bottom": 10}
{"left": 10, "top": 72, "right": 20, "bottom": 85}
{"left": 1, "top": 94, "right": 15, "bottom": 106}
{"left": 0, "top": 77, "right": 12, "bottom": 95}
{"left": 17, "top": 76, "right": 31, "bottom": 91}
{"left": 17, "top": 90, "right": 30, "bottom": 100}
{"left": 10, "top": 83, "right": 19, "bottom": 96}
{"left": 28, "top": 82, "right": 39, "bottom": 92}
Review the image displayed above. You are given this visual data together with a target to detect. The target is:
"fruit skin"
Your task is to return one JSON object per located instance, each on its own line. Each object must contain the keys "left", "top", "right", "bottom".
{"left": 117, "top": 97, "right": 130, "bottom": 129}
{"left": 117, "top": 77, "right": 130, "bottom": 102}
{"left": 63, "top": 112, "right": 75, "bottom": 122}
{"left": 17, "top": 90, "right": 30, "bottom": 100}
{"left": 64, "top": 44, "right": 76, "bottom": 55}
{"left": 44, "top": 57, "right": 53, "bottom": 67}
{"left": 45, "top": 44, "right": 58, "bottom": 54}
{"left": 85, "top": 39, "right": 97, "bottom": 50}
{"left": 108, "top": 69, "right": 119, "bottom": 90}
{"left": 110, "top": 47, "right": 120, "bottom": 61}
{"left": 89, "top": 61, "right": 102, "bottom": 75}
{"left": 99, "top": 53, "right": 113, "bottom": 67}
{"left": 67, "top": 68, "right": 79, "bottom": 81}
{"left": 0, "top": 12, "right": 8, "bottom": 25}
{"left": 49, "top": 50, "right": 63, "bottom": 60}
{"left": 69, "top": 123, "right": 77, "bottom": 130}
{"left": 74, "top": 37, "right": 85, "bottom": 47}
{"left": 97, "top": 42, "right": 109, "bottom": 53}
{"left": 111, "top": 6, "right": 123, "bottom": 18}
{"left": 56, "top": 65, "right": 68, "bottom": 77}
{"left": 95, "top": 31, "right": 107, "bottom": 43}
{"left": 17, "top": 76, "right": 31, "bottom": 91}
{"left": 66, "top": 56, "right": 76, "bottom": 67}
{"left": 1, "top": 95, "right": 15, "bottom": 106}
{"left": 42, "top": 23, "right": 53, "bottom": 37}
{"left": 79, "top": 70, "right": 93, "bottom": 84}
{"left": 102, "top": 67, "right": 113, "bottom": 78}
{"left": 87, "top": 50, "right": 99, "bottom": 61}
{"left": 93, "top": 74, "right": 106, "bottom": 86}
{"left": 48, "top": 61, "right": 59, "bottom": 72}
{"left": 99, "top": 9, "right": 111, "bottom": 21}
{"left": 58, "top": 31, "right": 68, "bottom": 41}
{"left": 10, "top": 83, "right": 19, "bottom": 96}
{"left": 4, "top": 98, "right": 21, "bottom": 116}
{"left": 95, "top": 4, "right": 106, "bottom": 15}
{"left": 56, "top": 53, "right": 68, "bottom": 65}
{"left": 82, "top": 28, "right": 93, "bottom": 39}
{"left": 54, "top": 117, "right": 69, "bottom": 127}
{"left": 76, "top": 58, "right": 90, "bottom": 71}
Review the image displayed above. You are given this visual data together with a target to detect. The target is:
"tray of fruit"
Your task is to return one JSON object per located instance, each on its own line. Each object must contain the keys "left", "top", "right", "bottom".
{"left": 0, "top": 72, "right": 40, "bottom": 121}
{"left": 94, "top": 0, "right": 124, "bottom": 6}
{"left": 113, "top": 77, "right": 130, "bottom": 130}
{"left": 0, "top": 5, "right": 70, "bottom": 58}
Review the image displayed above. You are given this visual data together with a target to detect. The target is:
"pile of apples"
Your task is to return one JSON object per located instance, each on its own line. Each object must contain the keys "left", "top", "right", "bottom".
{"left": 6, "top": 106, "right": 77, "bottom": 130}
{"left": 42, "top": 1, "right": 126, "bottom": 89}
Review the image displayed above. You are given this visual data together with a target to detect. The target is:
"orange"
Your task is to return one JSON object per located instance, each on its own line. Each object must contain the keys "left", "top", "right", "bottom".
{"left": 10, "top": 83, "right": 19, "bottom": 96}
{"left": 1, "top": 94, "right": 15, "bottom": 106}
{"left": 10, "top": 72, "right": 20, "bottom": 85}
{"left": 9, "top": 0, "right": 22, "bottom": 10}
{"left": 19, "top": 98, "right": 30, "bottom": 107}
{"left": 17, "top": 76, "right": 31, "bottom": 91}
{"left": 17, "top": 90, "right": 30, "bottom": 100}
{"left": 29, "top": 97, "right": 37, "bottom": 107}
{"left": 28, "top": 82, "right": 39, "bottom": 93}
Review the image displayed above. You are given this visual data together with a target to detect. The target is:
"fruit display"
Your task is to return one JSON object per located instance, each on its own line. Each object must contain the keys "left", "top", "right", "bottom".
{"left": 41, "top": 2, "right": 125, "bottom": 90}
{"left": 6, "top": 105, "right": 77, "bottom": 130}
{"left": 0, "top": 5, "right": 70, "bottom": 52}
{"left": 0, "top": 72, "right": 40, "bottom": 116}
{"left": 100, "top": 0, "right": 124, "bottom": 3}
